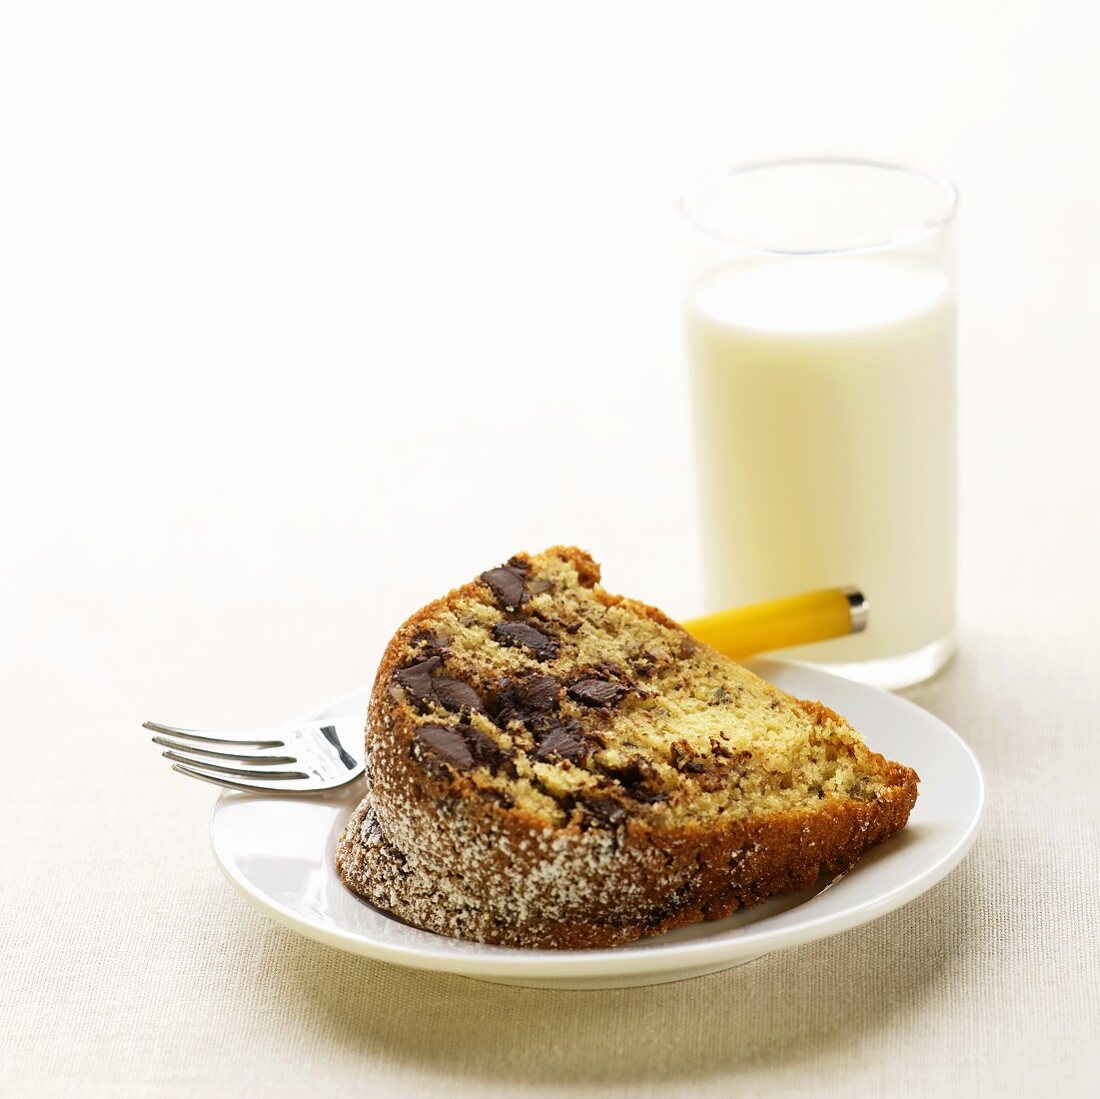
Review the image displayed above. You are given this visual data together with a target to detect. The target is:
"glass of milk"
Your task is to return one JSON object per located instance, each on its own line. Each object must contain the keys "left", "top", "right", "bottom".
{"left": 680, "top": 156, "right": 958, "bottom": 689}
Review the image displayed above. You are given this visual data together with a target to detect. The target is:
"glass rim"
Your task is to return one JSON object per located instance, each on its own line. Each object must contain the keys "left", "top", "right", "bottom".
{"left": 679, "top": 154, "right": 959, "bottom": 258}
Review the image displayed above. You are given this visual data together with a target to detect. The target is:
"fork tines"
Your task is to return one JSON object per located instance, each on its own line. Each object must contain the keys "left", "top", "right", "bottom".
{"left": 146, "top": 716, "right": 365, "bottom": 794}
{"left": 145, "top": 720, "right": 307, "bottom": 790}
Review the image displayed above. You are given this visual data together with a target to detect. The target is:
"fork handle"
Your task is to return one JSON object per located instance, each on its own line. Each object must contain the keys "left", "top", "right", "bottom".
{"left": 682, "top": 586, "right": 867, "bottom": 660}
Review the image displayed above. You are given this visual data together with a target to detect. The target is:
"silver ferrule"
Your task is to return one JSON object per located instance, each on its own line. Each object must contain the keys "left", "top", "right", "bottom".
{"left": 842, "top": 587, "right": 869, "bottom": 633}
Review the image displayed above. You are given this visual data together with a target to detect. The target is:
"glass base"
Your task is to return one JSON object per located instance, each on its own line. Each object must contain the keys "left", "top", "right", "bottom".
{"left": 788, "top": 633, "right": 956, "bottom": 691}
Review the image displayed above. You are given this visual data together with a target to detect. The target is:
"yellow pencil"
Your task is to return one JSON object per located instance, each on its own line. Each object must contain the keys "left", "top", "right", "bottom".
{"left": 682, "top": 587, "right": 868, "bottom": 660}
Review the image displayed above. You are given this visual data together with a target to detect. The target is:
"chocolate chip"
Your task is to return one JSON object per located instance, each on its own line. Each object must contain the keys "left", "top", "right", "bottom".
{"left": 603, "top": 758, "right": 648, "bottom": 789}
{"left": 492, "top": 621, "right": 559, "bottom": 660}
{"left": 431, "top": 678, "right": 486, "bottom": 715}
{"left": 414, "top": 724, "right": 473, "bottom": 770}
{"left": 568, "top": 678, "right": 629, "bottom": 708}
{"left": 392, "top": 656, "right": 442, "bottom": 703}
{"left": 600, "top": 758, "right": 667, "bottom": 802}
{"left": 581, "top": 795, "right": 626, "bottom": 826}
{"left": 670, "top": 740, "right": 707, "bottom": 773}
{"left": 463, "top": 726, "right": 506, "bottom": 770}
{"left": 477, "top": 787, "right": 514, "bottom": 810}
{"left": 480, "top": 565, "right": 529, "bottom": 611}
{"left": 491, "top": 674, "right": 561, "bottom": 727}
{"left": 514, "top": 674, "right": 559, "bottom": 711}
{"left": 533, "top": 724, "right": 589, "bottom": 764}
{"left": 411, "top": 632, "right": 449, "bottom": 658}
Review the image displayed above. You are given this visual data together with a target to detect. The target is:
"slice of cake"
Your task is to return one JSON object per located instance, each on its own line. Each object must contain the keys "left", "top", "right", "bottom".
{"left": 335, "top": 546, "right": 919, "bottom": 949}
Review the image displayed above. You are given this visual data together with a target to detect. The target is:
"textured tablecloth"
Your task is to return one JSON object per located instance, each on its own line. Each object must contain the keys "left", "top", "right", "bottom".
{"left": 3, "top": 1, "right": 1100, "bottom": 1095}
{"left": 4, "top": 591, "right": 1098, "bottom": 1098}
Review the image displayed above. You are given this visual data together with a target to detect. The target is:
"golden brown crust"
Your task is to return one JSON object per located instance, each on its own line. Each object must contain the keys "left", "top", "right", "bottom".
{"left": 335, "top": 546, "right": 920, "bottom": 949}
{"left": 336, "top": 777, "right": 917, "bottom": 948}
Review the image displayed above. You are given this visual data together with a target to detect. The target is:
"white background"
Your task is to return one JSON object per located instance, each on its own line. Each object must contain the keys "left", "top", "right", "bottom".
{"left": 2, "top": 3, "right": 1098, "bottom": 1096}
{"left": 4, "top": 0, "right": 1098, "bottom": 703}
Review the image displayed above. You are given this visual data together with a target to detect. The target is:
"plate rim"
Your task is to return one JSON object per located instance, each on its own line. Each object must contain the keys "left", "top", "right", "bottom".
{"left": 209, "top": 660, "right": 986, "bottom": 979}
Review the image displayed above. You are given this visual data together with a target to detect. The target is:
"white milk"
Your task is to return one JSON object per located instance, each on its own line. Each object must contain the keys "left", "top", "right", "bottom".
{"left": 685, "top": 253, "right": 956, "bottom": 670}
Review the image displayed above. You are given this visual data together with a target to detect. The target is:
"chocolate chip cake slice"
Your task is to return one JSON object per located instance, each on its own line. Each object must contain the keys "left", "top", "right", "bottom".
{"left": 335, "top": 546, "right": 919, "bottom": 949}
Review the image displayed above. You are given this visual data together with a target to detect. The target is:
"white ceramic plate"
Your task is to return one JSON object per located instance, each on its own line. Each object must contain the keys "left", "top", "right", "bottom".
{"left": 210, "top": 659, "right": 984, "bottom": 989}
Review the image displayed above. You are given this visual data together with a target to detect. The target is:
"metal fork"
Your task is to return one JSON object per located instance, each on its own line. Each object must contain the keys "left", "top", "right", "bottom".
{"left": 145, "top": 716, "right": 365, "bottom": 794}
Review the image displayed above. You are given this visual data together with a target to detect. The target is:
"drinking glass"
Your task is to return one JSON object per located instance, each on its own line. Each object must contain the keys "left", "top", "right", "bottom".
{"left": 680, "top": 156, "right": 958, "bottom": 689}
